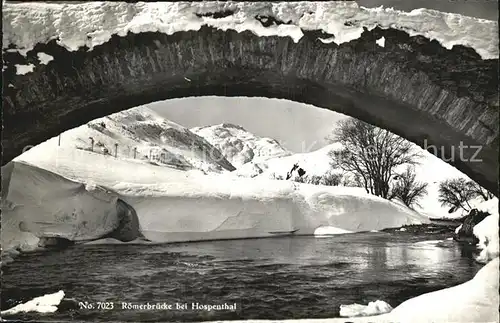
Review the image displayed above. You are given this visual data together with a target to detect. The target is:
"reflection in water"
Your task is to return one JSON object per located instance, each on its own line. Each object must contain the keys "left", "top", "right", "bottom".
{"left": 1, "top": 231, "right": 482, "bottom": 322}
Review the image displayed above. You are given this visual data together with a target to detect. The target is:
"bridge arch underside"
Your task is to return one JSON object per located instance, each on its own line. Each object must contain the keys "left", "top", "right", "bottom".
{"left": 2, "top": 26, "right": 498, "bottom": 194}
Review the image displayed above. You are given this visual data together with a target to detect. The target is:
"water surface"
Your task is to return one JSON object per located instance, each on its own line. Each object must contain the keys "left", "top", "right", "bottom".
{"left": 1, "top": 230, "right": 481, "bottom": 322}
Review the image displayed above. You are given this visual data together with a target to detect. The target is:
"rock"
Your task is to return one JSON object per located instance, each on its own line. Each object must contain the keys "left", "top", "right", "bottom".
{"left": 453, "top": 208, "right": 490, "bottom": 244}
{"left": 38, "top": 237, "right": 75, "bottom": 249}
{"left": 58, "top": 298, "right": 80, "bottom": 312}
{"left": 107, "top": 199, "right": 141, "bottom": 242}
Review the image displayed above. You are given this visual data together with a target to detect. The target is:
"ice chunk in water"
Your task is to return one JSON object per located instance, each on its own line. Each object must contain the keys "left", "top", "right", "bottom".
{"left": 339, "top": 300, "right": 393, "bottom": 317}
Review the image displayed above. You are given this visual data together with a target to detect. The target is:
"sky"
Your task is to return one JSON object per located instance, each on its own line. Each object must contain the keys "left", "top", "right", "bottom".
{"left": 149, "top": 97, "right": 346, "bottom": 153}
{"left": 149, "top": 0, "right": 497, "bottom": 152}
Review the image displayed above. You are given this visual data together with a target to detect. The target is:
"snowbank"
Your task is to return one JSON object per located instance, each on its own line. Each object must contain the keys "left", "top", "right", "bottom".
{"left": 6, "top": 145, "right": 429, "bottom": 251}
{"left": 451, "top": 198, "right": 499, "bottom": 263}
{"left": 1, "top": 290, "right": 65, "bottom": 316}
{"left": 388, "top": 257, "right": 499, "bottom": 323}
{"left": 3, "top": 2, "right": 497, "bottom": 60}
{"left": 119, "top": 180, "right": 428, "bottom": 243}
{"left": 314, "top": 226, "right": 352, "bottom": 236}
{"left": 473, "top": 199, "right": 499, "bottom": 263}
{"left": 339, "top": 300, "right": 392, "bottom": 318}
{"left": 1, "top": 161, "right": 123, "bottom": 252}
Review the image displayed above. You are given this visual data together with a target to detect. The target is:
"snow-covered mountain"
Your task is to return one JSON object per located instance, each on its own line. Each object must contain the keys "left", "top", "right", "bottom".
{"left": 191, "top": 123, "right": 291, "bottom": 168}
{"left": 27, "top": 107, "right": 235, "bottom": 173}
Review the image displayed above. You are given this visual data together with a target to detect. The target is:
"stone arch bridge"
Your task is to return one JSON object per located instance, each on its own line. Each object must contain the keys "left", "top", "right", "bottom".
{"left": 2, "top": 2, "right": 498, "bottom": 194}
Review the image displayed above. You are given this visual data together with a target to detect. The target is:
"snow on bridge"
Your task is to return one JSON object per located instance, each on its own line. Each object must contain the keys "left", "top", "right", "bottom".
{"left": 2, "top": 1, "right": 498, "bottom": 59}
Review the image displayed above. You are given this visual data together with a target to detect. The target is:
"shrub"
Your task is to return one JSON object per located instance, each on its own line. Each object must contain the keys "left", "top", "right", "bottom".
{"left": 290, "top": 171, "right": 342, "bottom": 186}
{"left": 390, "top": 166, "right": 428, "bottom": 209}
{"left": 322, "top": 171, "right": 342, "bottom": 186}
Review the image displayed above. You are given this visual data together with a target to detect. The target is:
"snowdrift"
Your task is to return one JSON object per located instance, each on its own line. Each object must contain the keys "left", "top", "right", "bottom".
{"left": 449, "top": 199, "right": 498, "bottom": 263}
{"left": 1, "top": 161, "right": 140, "bottom": 253}
{"left": 0, "top": 293, "right": 375, "bottom": 322}
{"left": 388, "top": 257, "right": 499, "bottom": 323}
{"left": 314, "top": 226, "right": 352, "bottom": 236}
{"left": 3, "top": 2, "right": 498, "bottom": 60}
{"left": 5, "top": 147, "right": 428, "bottom": 251}
{"left": 122, "top": 180, "right": 428, "bottom": 243}
{"left": 0, "top": 290, "right": 65, "bottom": 316}
{"left": 473, "top": 199, "right": 499, "bottom": 263}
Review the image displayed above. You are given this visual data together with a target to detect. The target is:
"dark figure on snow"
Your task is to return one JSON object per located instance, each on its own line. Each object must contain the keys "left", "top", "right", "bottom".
{"left": 286, "top": 163, "right": 306, "bottom": 180}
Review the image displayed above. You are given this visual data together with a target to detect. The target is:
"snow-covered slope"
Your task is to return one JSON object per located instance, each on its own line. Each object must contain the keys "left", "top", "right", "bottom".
{"left": 1, "top": 161, "right": 122, "bottom": 253}
{"left": 4, "top": 146, "right": 429, "bottom": 253}
{"left": 236, "top": 140, "right": 480, "bottom": 219}
{"left": 22, "top": 106, "right": 235, "bottom": 173}
{"left": 235, "top": 142, "right": 342, "bottom": 178}
{"left": 191, "top": 123, "right": 290, "bottom": 167}
{"left": 2, "top": 2, "right": 497, "bottom": 60}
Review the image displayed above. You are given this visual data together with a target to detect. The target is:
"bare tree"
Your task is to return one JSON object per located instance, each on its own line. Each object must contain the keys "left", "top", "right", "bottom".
{"left": 439, "top": 178, "right": 494, "bottom": 212}
{"left": 438, "top": 178, "right": 475, "bottom": 212}
{"left": 390, "top": 166, "right": 428, "bottom": 209}
{"left": 468, "top": 181, "right": 494, "bottom": 201}
{"left": 328, "top": 118, "right": 421, "bottom": 199}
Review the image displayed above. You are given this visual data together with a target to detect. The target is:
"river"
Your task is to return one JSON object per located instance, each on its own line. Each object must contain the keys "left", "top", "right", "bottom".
{"left": 1, "top": 228, "right": 481, "bottom": 322}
